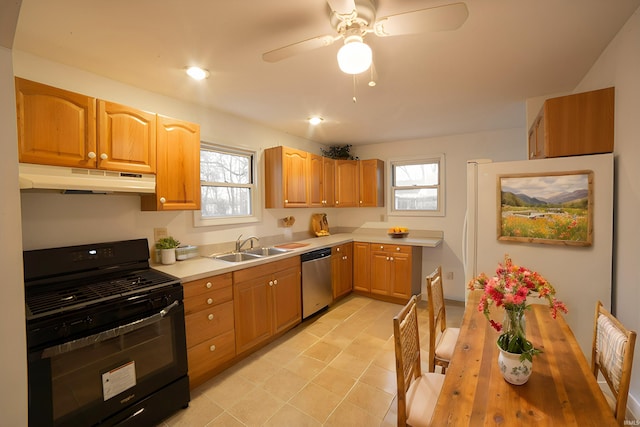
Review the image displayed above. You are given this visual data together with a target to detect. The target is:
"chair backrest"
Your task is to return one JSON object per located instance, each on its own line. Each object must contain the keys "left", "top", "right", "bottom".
{"left": 393, "top": 295, "right": 421, "bottom": 426}
{"left": 591, "top": 300, "right": 637, "bottom": 425}
{"left": 426, "top": 266, "right": 446, "bottom": 370}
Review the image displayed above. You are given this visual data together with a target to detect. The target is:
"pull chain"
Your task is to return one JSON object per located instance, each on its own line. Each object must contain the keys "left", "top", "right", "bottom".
{"left": 352, "top": 74, "right": 357, "bottom": 103}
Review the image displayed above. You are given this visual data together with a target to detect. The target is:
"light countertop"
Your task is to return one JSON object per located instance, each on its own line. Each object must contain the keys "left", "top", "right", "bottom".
{"left": 152, "top": 232, "right": 442, "bottom": 282}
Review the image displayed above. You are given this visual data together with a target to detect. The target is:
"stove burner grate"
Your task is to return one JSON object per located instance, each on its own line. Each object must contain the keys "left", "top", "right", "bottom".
{"left": 26, "top": 269, "right": 177, "bottom": 318}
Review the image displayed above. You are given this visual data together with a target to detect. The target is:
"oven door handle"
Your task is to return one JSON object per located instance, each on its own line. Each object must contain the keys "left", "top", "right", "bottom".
{"left": 40, "top": 300, "right": 181, "bottom": 359}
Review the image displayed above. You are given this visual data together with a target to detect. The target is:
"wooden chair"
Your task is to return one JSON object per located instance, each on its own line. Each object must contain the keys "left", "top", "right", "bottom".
{"left": 591, "top": 300, "right": 637, "bottom": 426}
{"left": 426, "top": 266, "right": 459, "bottom": 373}
{"left": 393, "top": 295, "right": 444, "bottom": 427}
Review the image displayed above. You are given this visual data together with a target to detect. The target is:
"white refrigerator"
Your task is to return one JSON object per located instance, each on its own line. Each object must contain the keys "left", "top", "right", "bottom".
{"left": 463, "top": 153, "right": 614, "bottom": 357}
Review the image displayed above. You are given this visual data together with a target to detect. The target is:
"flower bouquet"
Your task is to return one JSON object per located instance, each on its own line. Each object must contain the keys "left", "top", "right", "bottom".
{"left": 468, "top": 254, "right": 568, "bottom": 363}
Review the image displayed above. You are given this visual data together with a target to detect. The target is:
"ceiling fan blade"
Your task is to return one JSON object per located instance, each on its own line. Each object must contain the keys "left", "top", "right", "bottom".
{"left": 326, "top": 0, "right": 357, "bottom": 16}
{"left": 374, "top": 2, "right": 469, "bottom": 37}
{"left": 262, "top": 35, "right": 339, "bottom": 63}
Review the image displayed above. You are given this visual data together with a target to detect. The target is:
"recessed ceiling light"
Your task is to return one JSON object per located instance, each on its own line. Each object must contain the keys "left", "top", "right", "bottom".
{"left": 185, "top": 66, "right": 210, "bottom": 80}
{"left": 308, "top": 116, "right": 324, "bottom": 125}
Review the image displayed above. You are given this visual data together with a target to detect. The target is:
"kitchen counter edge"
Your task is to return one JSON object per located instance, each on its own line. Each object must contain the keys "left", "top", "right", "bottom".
{"left": 152, "top": 232, "right": 442, "bottom": 282}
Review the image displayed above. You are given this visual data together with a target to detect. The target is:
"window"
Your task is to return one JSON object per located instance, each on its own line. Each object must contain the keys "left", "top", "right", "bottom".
{"left": 390, "top": 155, "right": 445, "bottom": 216}
{"left": 194, "top": 143, "right": 259, "bottom": 227}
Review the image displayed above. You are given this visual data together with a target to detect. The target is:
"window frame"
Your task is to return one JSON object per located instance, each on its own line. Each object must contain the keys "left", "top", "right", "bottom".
{"left": 193, "top": 142, "right": 261, "bottom": 227}
{"left": 388, "top": 154, "right": 446, "bottom": 217}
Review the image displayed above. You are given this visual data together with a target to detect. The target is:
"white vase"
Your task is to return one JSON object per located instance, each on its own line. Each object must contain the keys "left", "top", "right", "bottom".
{"left": 497, "top": 346, "right": 532, "bottom": 385}
{"left": 160, "top": 248, "right": 176, "bottom": 265}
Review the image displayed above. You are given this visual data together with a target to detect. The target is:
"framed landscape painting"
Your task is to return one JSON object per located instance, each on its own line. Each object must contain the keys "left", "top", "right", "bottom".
{"left": 497, "top": 170, "right": 593, "bottom": 246}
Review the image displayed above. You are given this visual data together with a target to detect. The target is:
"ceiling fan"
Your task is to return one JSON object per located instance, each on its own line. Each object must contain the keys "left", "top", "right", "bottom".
{"left": 262, "top": 0, "right": 469, "bottom": 74}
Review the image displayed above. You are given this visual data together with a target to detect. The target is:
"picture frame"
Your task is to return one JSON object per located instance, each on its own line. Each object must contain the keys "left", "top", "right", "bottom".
{"left": 497, "top": 170, "right": 593, "bottom": 246}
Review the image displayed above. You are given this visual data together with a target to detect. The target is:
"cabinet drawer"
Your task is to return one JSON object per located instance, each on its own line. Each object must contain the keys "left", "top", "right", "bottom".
{"left": 187, "top": 330, "right": 236, "bottom": 380}
{"left": 185, "top": 300, "right": 234, "bottom": 348}
{"left": 370, "top": 244, "right": 412, "bottom": 254}
{"left": 233, "top": 256, "right": 300, "bottom": 283}
{"left": 183, "top": 273, "right": 232, "bottom": 299}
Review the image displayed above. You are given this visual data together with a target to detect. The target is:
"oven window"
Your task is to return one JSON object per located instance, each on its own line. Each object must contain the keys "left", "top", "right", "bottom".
{"left": 40, "top": 312, "right": 184, "bottom": 423}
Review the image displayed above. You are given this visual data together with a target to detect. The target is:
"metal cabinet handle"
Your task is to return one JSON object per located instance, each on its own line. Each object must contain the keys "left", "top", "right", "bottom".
{"left": 273, "top": 279, "right": 278, "bottom": 285}
{"left": 160, "top": 197, "right": 166, "bottom": 204}
{"left": 269, "top": 280, "right": 273, "bottom": 286}
{"left": 208, "top": 314, "right": 214, "bottom": 321}
{"left": 390, "top": 257, "right": 394, "bottom": 261}
{"left": 336, "top": 247, "right": 340, "bottom": 252}
{"left": 207, "top": 298, "right": 213, "bottom": 305}
{"left": 206, "top": 282, "right": 212, "bottom": 289}
{"left": 100, "top": 153, "right": 108, "bottom": 160}
{"left": 88, "top": 151, "right": 96, "bottom": 159}
{"left": 210, "top": 345, "right": 216, "bottom": 352}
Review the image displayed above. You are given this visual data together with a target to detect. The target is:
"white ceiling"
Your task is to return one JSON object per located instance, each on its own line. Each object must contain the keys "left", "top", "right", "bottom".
{"left": 13, "top": 0, "right": 640, "bottom": 146}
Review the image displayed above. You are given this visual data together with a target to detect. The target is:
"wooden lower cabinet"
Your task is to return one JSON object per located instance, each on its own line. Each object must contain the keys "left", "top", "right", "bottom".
{"left": 183, "top": 273, "right": 235, "bottom": 389}
{"left": 360, "top": 243, "right": 422, "bottom": 302}
{"left": 353, "top": 242, "right": 371, "bottom": 292}
{"left": 233, "top": 257, "right": 301, "bottom": 355}
{"left": 332, "top": 242, "right": 353, "bottom": 300}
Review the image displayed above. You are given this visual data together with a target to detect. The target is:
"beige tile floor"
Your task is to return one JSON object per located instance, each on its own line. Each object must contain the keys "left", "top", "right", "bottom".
{"left": 161, "top": 294, "right": 464, "bottom": 427}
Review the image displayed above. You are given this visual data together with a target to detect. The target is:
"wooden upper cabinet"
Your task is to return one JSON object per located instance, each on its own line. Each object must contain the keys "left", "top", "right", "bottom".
{"left": 97, "top": 100, "right": 156, "bottom": 173}
{"left": 309, "top": 154, "right": 335, "bottom": 208}
{"left": 359, "top": 159, "right": 384, "bottom": 207}
{"left": 141, "top": 115, "right": 200, "bottom": 211}
{"left": 335, "top": 159, "right": 359, "bottom": 207}
{"left": 264, "top": 146, "right": 309, "bottom": 208}
{"left": 323, "top": 157, "right": 336, "bottom": 207}
{"left": 15, "top": 77, "right": 97, "bottom": 168}
{"left": 529, "top": 87, "right": 614, "bottom": 159}
{"left": 16, "top": 78, "right": 158, "bottom": 175}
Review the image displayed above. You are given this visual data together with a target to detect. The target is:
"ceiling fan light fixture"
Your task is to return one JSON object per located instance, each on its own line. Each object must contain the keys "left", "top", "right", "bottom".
{"left": 337, "top": 35, "right": 372, "bottom": 74}
{"left": 185, "top": 66, "right": 210, "bottom": 80}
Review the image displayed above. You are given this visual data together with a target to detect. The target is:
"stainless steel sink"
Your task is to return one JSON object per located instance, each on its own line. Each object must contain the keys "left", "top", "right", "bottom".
{"left": 212, "top": 246, "right": 290, "bottom": 263}
{"left": 213, "top": 252, "right": 263, "bottom": 263}
{"left": 243, "top": 247, "right": 290, "bottom": 256}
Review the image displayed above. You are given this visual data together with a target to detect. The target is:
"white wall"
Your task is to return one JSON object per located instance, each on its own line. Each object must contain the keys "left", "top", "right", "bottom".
{"left": 342, "top": 129, "right": 526, "bottom": 301}
{"left": 573, "top": 6, "right": 640, "bottom": 416}
{"left": 0, "top": 46, "right": 28, "bottom": 426}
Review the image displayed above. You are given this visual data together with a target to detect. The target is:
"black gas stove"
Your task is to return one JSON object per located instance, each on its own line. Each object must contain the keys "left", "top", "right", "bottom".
{"left": 24, "top": 238, "right": 189, "bottom": 427}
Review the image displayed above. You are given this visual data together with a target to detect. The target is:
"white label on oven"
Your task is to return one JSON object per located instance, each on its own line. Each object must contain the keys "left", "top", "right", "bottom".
{"left": 102, "top": 361, "right": 137, "bottom": 401}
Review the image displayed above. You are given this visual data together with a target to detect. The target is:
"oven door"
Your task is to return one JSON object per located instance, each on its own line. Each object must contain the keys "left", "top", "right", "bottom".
{"left": 28, "top": 301, "right": 189, "bottom": 427}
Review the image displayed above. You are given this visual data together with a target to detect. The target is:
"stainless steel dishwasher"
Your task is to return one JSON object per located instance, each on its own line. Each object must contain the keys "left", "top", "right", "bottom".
{"left": 301, "top": 247, "right": 332, "bottom": 319}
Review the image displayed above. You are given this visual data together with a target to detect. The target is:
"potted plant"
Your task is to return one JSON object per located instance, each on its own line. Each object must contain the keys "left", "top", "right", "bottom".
{"left": 156, "top": 236, "right": 180, "bottom": 265}
{"left": 468, "top": 254, "right": 568, "bottom": 384}
{"left": 320, "top": 144, "right": 358, "bottom": 160}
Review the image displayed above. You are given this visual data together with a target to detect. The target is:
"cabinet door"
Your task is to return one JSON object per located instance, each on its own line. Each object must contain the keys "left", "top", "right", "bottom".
{"left": 283, "top": 147, "right": 309, "bottom": 207}
{"left": 15, "top": 77, "right": 97, "bottom": 168}
{"left": 370, "top": 249, "right": 391, "bottom": 295}
{"left": 335, "top": 160, "right": 359, "bottom": 207}
{"left": 143, "top": 115, "right": 201, "bottom": 210}
{"left": 332, "top": 243, "right": 353, "bottom": 299}
{"left": 323, "top": 158, "right": 336, "bottom": 207}
{"left": 359, "top": 159, "right": 384, "bottom": 207}
{"left": 272, "top": 265, "right": 301, "bottom": 334}
{"left": 309, "top": 153, "right": 324, "bottom": 207}
{"left": 97, "top": 100, "right": 156, "bottom": 173}
{"left": 234, "top": 274, "right": 272, "bottom": 354}
{"left": 390, "top": 253, "right": 412, "bottom": 299}
{"left": 353, "top": 242, "right": 370, "bottom": 292}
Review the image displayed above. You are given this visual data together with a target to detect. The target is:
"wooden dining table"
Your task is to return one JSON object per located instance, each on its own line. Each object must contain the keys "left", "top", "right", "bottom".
{"left": 430, "top": 290, "right": 617, "bottom": 426}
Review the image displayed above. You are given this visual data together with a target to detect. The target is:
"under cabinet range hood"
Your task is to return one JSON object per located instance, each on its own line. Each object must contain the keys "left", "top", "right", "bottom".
{"left": 18, "top": 163, "right": 156, "bottom": 194}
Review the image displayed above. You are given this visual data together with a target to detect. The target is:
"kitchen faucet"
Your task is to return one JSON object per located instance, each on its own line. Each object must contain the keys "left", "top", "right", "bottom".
{"left": 235, "top": 234, "right": 259, "bottom": 252}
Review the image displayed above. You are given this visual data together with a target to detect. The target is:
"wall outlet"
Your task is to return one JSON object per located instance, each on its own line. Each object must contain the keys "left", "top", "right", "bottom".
{"left": 154, "top": 227, "right": 168, "bottom": 243}
{"left": 446, "top": 271, "right": 454, "bottom": 280}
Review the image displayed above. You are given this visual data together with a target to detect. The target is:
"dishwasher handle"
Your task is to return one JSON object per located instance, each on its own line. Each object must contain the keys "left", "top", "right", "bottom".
{"left": 301, "top": 247, "right": 332, "bottom": 262}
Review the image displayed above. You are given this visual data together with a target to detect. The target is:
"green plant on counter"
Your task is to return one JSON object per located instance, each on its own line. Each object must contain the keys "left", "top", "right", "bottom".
{"left": 156, "top": 236, "right": 180, "bottom": 249}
